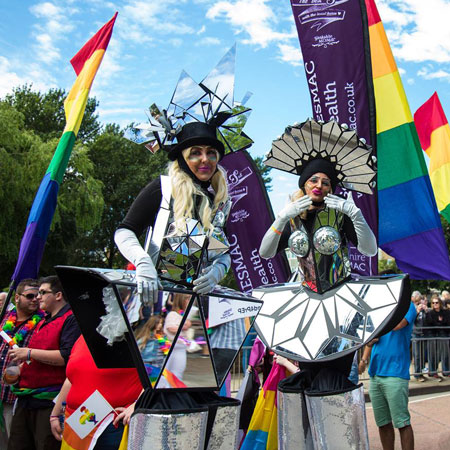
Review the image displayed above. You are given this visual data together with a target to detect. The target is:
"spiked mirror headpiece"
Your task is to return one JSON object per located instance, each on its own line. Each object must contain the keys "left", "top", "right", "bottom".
{"left": 265, "top": 119, "right": 376, "bottom": 194}
{"left": 124, "top": 45, "right": 253, "bottom": 160}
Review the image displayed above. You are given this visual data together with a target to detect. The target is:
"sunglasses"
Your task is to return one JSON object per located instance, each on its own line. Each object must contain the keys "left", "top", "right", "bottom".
{"left": 20, "top": 293, "right": 39, "bottom": 300}
{"left": 38, "top": 290, "right": 54, "bottom": 297}
{"left": 432, "top": 301, "right": 439, "bottom": 304}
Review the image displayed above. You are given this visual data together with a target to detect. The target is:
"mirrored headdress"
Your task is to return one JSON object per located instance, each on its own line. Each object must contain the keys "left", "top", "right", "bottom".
{"left": 124, "top": 45, "right": 253, "bottom": 159}
{"left": 265, "top": 119, "right": 376, "bottom": 194}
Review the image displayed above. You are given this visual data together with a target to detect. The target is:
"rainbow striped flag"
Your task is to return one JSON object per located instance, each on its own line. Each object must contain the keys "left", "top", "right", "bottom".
{"left": 11, "top": 13, "right": 117, "bottom": 287}
{"left": 366, "top": 0, "right": 450, "bottom": 279}
{"left": 414, "top": 92, "right": 450, "bottom": 224}
{"left": 241, "top": 363, "right": 287, "bottom": 450}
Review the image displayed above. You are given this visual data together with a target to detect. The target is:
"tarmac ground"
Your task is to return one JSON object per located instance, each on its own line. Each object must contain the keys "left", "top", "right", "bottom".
{"left": 366, "top": 391, "right": 450, "bottom": 450}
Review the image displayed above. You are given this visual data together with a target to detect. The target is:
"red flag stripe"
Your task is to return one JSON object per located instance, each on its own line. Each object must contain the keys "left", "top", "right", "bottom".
{"left": 70, "top": 12, "right": 117, "bottom": 75}
{"left": 414, "top": 92, "right": 448, "bottom": 151}
{"left": 365, "top": 0, "right": 381, "bottom": 27}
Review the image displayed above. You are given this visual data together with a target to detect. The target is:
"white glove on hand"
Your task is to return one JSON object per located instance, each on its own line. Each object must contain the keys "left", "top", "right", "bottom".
{"left": 324, "top": 193, "right": 359, "bottom": 219}
{"left": 135, "top": 256, "right": 159, "bottom": 305}
{"left": 114, "top": 228, "right": 160, "bottom": 305}
{"left": 193, "top": 264, "right": 226, "bottom": 294}
{"left": 278, "top": 196, "right": 313, "bottom": 222}
{"left": 324, "top": 192, "right": 378, "bottom": 257}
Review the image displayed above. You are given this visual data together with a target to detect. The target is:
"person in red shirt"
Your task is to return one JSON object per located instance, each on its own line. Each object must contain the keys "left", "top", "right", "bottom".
{"left": 50, "top": 336, "right": 142, "bottom": 448}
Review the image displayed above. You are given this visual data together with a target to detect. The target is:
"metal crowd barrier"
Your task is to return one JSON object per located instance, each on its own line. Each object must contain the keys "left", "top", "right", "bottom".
{"left": 229, "top": 327, "right": 450, "bottom": 390}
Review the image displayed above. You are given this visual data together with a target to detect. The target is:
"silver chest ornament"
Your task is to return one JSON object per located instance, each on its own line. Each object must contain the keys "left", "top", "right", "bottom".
{"left": 313, "top": 226, "right": 341, "bottom": 255}
{"left": 288, "top": 230, "right": 310, "bottom": 257}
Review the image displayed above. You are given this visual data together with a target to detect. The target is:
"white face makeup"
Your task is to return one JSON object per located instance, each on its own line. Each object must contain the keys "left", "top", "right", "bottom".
{"left": 304, "top": 172, "right": 332, "bottom": 203}
{"left": 184, "top": 145, "right": 219, "bottom": 182}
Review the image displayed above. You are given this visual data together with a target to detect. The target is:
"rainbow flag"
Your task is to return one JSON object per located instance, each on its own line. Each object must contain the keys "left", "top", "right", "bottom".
{"left": 11, "top": 13, "right": 117, "bottom": 287}
{"left": 241, "top": 363, "right": 286, "bottom": 450}
{"left": 414, "top": 92, "right": 450, "bottom": 224}
{"left": 366, "top": 0, "right": 450, "bottom": 279}
{"left": 61, "top": 411, "right": 114, "bottom": 450}
{"left": 145, "top": 364, "right": 187, "bottom": 389}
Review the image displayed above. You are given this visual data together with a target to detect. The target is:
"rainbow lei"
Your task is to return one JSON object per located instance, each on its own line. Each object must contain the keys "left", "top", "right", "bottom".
{"left": 2, "top": 309, "right": 45, "bottom": 346}
{"left": 154, "top": 334, "right": 171, "bottom": 355}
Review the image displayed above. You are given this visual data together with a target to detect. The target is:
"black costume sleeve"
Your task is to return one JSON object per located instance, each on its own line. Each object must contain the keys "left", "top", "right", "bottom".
{"left": 118, "top": 178, "right": 163, "bottom": 237}
{"left": 342, "top": 215, "right": 358, "bottom": 248}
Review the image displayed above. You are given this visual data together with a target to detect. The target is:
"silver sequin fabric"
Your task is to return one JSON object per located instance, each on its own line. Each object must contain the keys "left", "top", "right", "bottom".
{"left": 207, "top": 404, "right": 240, "bottom": 450}
{"left": 128, "top": 410, "right": 208, "bottom": 450}
{"left": 278, "top": 390, "right": 314, "bottom": 450}
{"left": 306, "top": 385, "right": 369, "bottom": 449}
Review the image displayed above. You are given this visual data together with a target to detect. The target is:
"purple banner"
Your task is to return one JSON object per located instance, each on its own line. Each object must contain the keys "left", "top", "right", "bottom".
{"left": 221, "top": 151, "right": 290, "bottom": 293}
{"left": 291, "top": 0, "right": 378, "bottom": 275}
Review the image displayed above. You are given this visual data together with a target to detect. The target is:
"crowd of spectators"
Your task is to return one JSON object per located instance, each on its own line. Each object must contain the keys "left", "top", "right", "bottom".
{"left": 410, "top": 290, "right": 450, "bottom": 382}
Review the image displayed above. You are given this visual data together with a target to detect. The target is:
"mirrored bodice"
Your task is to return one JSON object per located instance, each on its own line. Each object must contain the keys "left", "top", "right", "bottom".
{"left": 289, "top": 207, "right": 350, "bottom": 294}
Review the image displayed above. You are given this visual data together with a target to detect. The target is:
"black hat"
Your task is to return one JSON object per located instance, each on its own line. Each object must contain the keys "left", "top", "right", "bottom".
{"left": 167, "top": 122, "right": 225, "bottom": 161}
{"left": 298, "top": 158, "right": 338, "bottom": 190}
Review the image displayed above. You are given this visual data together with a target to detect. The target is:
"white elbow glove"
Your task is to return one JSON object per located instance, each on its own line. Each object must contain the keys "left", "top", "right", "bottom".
{"left": 114, "top": 228, "right": 159, "bottom": 305}
{"left": 278, "top": 196, "right": 313, "bottom": 222}
{"left": 259, "top": 196, "right": 312, "bottom": 259}
{"left": 193, "top": 254, "right": 230, "bottom": 294}
{"left": 324, "top": 193, "right": 378, "bottom": 257}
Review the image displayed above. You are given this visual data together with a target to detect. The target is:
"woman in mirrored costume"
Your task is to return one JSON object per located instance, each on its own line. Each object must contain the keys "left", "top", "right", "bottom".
{"left": 260, "top": 157, "right": 377, "bottom": 293}
{"left": 252, "top": 119, "right": 411, "bottom": 450}
{"left": 114, "top": 120, "right": 232, "bottom": 305}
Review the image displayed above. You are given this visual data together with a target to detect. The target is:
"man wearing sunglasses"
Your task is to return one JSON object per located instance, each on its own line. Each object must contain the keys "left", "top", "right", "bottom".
{"left": 7, "top": 276, "right": 80, "bottom": 450}
{"left": 0, "top": 279, "right": 40, "bottom": 442}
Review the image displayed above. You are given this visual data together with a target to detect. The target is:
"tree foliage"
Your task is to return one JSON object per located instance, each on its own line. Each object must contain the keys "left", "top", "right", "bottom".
{"left": 76, "top": 124, "right": 168, "bottom": 268}
{"left": 4, "top": 85, "right": 101, "bottom": 143}
{"left": 0, "top": 98, "right": 104, "bottom": 286}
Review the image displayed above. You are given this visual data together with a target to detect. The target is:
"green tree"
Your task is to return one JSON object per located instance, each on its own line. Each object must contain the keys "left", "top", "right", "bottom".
{"left": 4, "top": 84, "right": 101, "bottom": 143}
{"left": 0, "top": 100, "right": 104, "bottom": 286}
{"left": 74, "top": 124, "right": 169, "bottom": 268}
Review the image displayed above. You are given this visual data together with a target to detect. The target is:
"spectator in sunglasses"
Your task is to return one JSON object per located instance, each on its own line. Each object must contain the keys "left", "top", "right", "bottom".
{"left": 426, "top": 296, "right": 450, "bottom": 381}
{"left": 7, "top": 276, "right": 80, "bottom": 450}
{"left": 0, "top": 279, "right": 40, "bottom": 442}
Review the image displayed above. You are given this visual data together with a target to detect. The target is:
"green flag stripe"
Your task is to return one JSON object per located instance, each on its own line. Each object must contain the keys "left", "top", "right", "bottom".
{"left": 441, "top": 204, "right": 450, "bottom": 225}
{"left": 377, "top": 121, "right": 428, "bottom": 191}
{"left": 46, "top": 131, "right": 77, "bottom": 184}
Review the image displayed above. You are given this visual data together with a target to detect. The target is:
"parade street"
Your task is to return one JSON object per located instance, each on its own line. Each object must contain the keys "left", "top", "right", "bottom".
{"left": 366, "top": 392, "right": 450, "bottom": 449}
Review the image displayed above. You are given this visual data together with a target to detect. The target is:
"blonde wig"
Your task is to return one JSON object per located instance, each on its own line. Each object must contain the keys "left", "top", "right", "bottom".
{"left": 168, "top": 151, "right": 228, "bottom": 234}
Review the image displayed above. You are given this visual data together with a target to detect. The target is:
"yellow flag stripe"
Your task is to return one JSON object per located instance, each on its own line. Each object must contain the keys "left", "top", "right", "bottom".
{"left": 426, "top": 123, "right": 450, "bottom": 170}
{"left": 369, "top": 22, "right": 397, "bottom": 79}
{"left": 63, "top": 49, "right": 105, "bottom": 134}
{"left": 430, "top": 163, "right": 450, "bottom": 212}
{"left": 373, "top": 70, "right": 412, "bottom": 134}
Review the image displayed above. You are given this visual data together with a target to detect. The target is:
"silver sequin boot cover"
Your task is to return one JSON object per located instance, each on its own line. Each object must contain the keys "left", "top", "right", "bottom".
{"left": 128, "top": 408, "right": 208, "bottom": 450}
{"left": 207, "top": 400, "right": 241, "bottom": 450}
{"left": 278, "top": 388, "right": 314, "bottom": 450}
{"left": 305, "top": 384, "right": 369, "bottom": 450}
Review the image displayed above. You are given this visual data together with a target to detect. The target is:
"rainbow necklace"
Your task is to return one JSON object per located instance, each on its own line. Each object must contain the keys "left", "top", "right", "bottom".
{"left": 2, "top": 309, "right": 45, "bottom": 347}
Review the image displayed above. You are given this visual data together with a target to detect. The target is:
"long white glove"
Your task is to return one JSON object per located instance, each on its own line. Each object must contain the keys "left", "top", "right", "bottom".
{"left": 259, "top": 196, "right": 312, "bottom": 259}
{"left": 324, "top": 193, "right": 378, "bottom": 256}
{"left": 114, "top": 228, "right": 159, "bottom": 305}
{"left": 193, "top": 254, "right": 230, "bottom": 294}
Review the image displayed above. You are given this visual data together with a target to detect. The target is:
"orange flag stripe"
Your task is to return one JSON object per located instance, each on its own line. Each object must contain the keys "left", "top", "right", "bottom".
{"left": 369, "top": 21, "right": 397, "bottom": 79}
{"left": 426, "top": 124, "right": 450, "bottom": 169}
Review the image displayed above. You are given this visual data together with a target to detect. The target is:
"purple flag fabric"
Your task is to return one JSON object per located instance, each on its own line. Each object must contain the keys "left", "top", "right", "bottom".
{"left": 290, "top": 0, "right": 378, "bottom": 275}
{"left": 221, "top": 150, "right": 290, "bottom": 292}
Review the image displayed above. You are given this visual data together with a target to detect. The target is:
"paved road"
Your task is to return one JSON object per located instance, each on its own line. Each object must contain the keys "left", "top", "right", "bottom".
{"left": 366, "top": 392, "right": 450, "bottom": 449}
